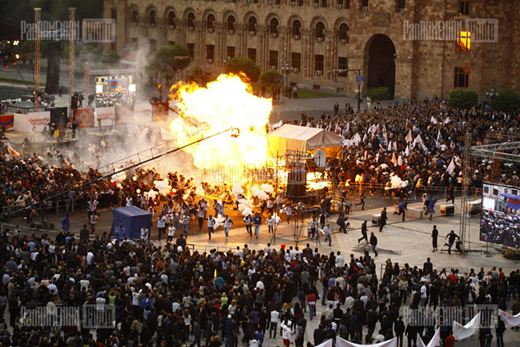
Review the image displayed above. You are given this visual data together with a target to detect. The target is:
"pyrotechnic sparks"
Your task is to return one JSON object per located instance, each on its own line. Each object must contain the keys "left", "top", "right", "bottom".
{"left": 168, "top": 74, "right": 272, "bottom": 174}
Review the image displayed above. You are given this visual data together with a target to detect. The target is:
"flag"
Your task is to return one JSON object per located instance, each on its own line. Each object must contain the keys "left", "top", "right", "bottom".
{"left": 337, "top": 336, "right": 397, "bottom": 347}
{"left": 498, "top": 309, "right": 520, "bottom": 328}
{"left": 412, "top": 134, "right": 424, "bottom": 149}
{"left": 391, "top": 152, "right": 397, "bottom": 166}
{"left": 404, "top": 145, "right": 410, "bottom": 157}
{"left": 393, "top": 141, "right": 397, "bottom": 152}
{"left": 375, "top": 152, "right": 380, "bottom": 163}
{"left": 363, "top": 132, "right": 367, "bottom": 142}
{"left": 444, "top": 117, "right": 451, "bottom": 124}
{"left": 453, "top": 312, "right": 480, "bottom": 340}
{"left": 405, "top": 129, "right": 413, "bottom": 143}
{"left": 417, "top": 328, "right": 441, "bottom": 347}
{"left": 397, "top": 155, "right": 403, "bottom": 166}
{"left": 214, "top": 269, "right": 217, "bottom": 278}
{"left": 387, "top": 141, "right": 392, "bottom": 152}
{"left": 446, "top": 158, "right": 456, "bottom": 175}
{"left": 436, "top": 129, "right": 442, "bottom": 143}
{"left": 431, "top": 116, "right": 438, "bottom": 124}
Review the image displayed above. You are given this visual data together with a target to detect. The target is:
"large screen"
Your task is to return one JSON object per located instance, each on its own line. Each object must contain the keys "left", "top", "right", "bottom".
{"left": 480, "top": 182, "right": 520, "bottom": 248}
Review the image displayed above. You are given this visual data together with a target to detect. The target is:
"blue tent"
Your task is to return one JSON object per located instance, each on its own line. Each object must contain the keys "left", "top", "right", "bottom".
{"left": 111, "top": 206, "right": 152, "bottom": 240}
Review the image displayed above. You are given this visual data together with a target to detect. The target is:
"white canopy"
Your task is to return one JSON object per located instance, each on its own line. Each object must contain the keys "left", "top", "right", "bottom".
{"left": 267, "top": 124, "right": 342, "bottom": 157}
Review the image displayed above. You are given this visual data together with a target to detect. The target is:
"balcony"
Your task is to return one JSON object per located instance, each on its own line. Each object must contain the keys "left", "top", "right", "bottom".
{"left": 292, "top": 34, "right": 301, "bottom": 40}
{"left": 316, "top": 36, "right": 324, "bottom": 42}
{"left": 271, "top": 32, "right": 278, "bottom": 38}
{"left": 228, "top": 29, "right": 235, "bottom": 34}
{"left": 315, "top": 70, "right": 323, "bottom": 76}
{"left": 207, "top": 27, "right": 215, "bottom": 33}
{"left": 207, "top": 59, "right": 213, "bottom": 64}
{"left": 339, "top": 39, "right": 347, "bottom": 44}
{"left": 187, "top": 26, "right": 195, "bottom": 31}
{"left": 249, "top": 30, "right": 257, "bottom": 36}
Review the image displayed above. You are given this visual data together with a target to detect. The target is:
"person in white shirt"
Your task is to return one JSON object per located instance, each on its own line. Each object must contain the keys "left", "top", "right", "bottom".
{"left": 269, "top": 309, "right": 280, "bottom": 338}
{"left": 323, "top": 224, "right": 332, "bottom": 246}
{"left": 167, "top": 224, "right": 176, "bottom": 242}
{"left": 86, "top": 251, "right": 94, "bottom": 266}
{"left": 420, "top": 282, "right": 428, "bottom": 306}
{"left": 224, "top": 215, "right": 233, "bottom": 240}
{"left": 335, "top": 251, "right": 345, "bottom": 268}
{"left": 281, "top": 320, "right": 293, "bottom": 347}
{"left": 267, "top": 215, "right": 274, "bottom": 234}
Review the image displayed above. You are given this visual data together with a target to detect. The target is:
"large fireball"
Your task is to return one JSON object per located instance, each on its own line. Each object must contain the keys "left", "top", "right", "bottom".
{"left": 168, "top": 74, "right": 272, "bottom": 174}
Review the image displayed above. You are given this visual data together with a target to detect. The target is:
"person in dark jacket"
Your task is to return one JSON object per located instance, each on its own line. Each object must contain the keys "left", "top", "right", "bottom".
{"left": 394, "top": 316, "right": 405, "bottom": 347}
{"left": 369, "top": 232, "right": 378, "bottom": 257}
{"left": 431, "top": 225, "right": 439, "bottom": 252}
{"left": 379, "top": 207, "right": 388, "bottom": 232}
{"left": 358, "top": 221, "right": 368, "bottom": 244}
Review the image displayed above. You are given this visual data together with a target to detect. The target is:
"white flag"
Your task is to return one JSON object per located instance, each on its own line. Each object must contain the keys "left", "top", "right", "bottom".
{"left": 404, "top": 145, "right": 410, "bottom": 157}
{"left": 387, "top": 141, "right": 392, "bottom": 152}
{"left": 337, "top": 336, "right": 397, "bottom": 347}
{"left": 436, "top": 129, "right": 442, "bottom": 143}
{"left": 397, "top": 155, "right": 403, "bottom": 166}
{"left": 412, "top": 134, "right": 424, "bottom": 149}
{"left": 453, "top": 312, "right": 480, "bottom": 341}
{"left": 446, "top": 158, "right": 456, "bottom": 175}
{"left": 315, "top": 339, "right": 333, "bottom": 347}
{"left": 363, "top": 132, "right": 368, "bottom": 142}
{"left": 498, "top": 309, "right": 520, "bottom": 328}
{"left": 444, "top": 117, "right": 451, "bottom": 124}
{"left": 405, "top": 129, "right": 413, "bottom": 143}
{"left": 431, "top": 116, "right": 438, "bottom": 124}
{"left": 417, "top": 328, "right": 441, "bottom": 347}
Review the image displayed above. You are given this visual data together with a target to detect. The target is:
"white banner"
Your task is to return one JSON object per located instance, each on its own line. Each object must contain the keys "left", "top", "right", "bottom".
{"left": 13, "top": 111, "right": 51, "bottom": 132}
{"left": 95, "top": 106, "right": 115, "bottom": 127}
{"left": 417, "top": 328, "right": 441, "bottom": 347}
{"left": 453, "top": 312, "right": 480, "bottom": 341}
{"left": 337, "top": 336, "right": 397, "bottom": 347}
{"left": 498, "top": 309, "right": 520, "bottom": 328}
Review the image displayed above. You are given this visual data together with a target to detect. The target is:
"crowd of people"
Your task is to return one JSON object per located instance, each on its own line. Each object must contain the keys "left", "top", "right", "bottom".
{"left": 297, "top": 100, "right": 520, "bottom": 200}
{"left": 0, "top": 228, "right": 518, "bottom": 347}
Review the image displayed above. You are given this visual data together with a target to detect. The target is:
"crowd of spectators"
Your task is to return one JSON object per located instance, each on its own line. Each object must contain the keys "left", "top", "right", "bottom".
{"left": 0, "top": 230, "right": 518, "bottom": 347}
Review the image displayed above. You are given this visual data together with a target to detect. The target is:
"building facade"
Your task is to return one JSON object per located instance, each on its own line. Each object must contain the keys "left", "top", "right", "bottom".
{"left": 104, "top": 0, "right": 520, "bottom": 100}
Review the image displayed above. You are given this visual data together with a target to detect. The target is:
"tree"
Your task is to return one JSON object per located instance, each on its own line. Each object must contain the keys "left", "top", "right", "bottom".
{"left": 491, "top": 90, "right": 520, "bottom": 113}
{"left": 147, "top": 43, "right": 191, "bottom": 101}
{"left": 448, "top": 89, "right": 479, "bottom": 109}
{"left": 224, "top": 57, "right": 261, "bottom": 83}
{"left": 260, "top": 70, "right": 283, "bottom": 99}
{"left": 367, "top": 87, "right": 391, "bottom": 100}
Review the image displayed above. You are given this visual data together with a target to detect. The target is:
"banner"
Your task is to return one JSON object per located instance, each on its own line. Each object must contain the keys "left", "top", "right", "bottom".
{"left": 417, "top": 328, "right": 441, "bottom": 347}
{"left": 95, "top": 106, "right": 115, "bottom": 127}
{"left": 498, "top": 309, "right": 520, "bottom": 328}
{"left": 73, "top": 108, "right": 95, "bottom": 128}
{"left": 0, "top": 114, "right": 14, "bottom": 129}
{"left": 453, "top": 312, "right": 480, "bottom": 341}
{"left": 13, "top": 111, "right": 50, "bottom": 132}
{"left": 337, "top": 336, "right": 397, "bottom": 347}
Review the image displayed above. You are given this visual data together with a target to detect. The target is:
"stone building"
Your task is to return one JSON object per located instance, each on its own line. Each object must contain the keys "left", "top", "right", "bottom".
{"left": 103, "top": 0, "right": 520, "bottom": 100}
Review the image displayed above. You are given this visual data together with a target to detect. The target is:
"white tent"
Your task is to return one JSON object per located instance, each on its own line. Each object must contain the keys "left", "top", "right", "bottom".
{"left": 267, "top": 124, "right": 342, "bottom": 158}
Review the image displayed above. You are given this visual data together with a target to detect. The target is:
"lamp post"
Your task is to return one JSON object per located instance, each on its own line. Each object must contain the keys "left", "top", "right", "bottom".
{"left": 333, "top": 68, "right": 364, "bottom": 112}
{"left": 280, "top": 63, "right": 297, "bottom": 97}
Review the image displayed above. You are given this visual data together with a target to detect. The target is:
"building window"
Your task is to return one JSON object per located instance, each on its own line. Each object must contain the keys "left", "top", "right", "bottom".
{"left": 131, "top": 37, "right": 138, "bottom": 47}
{"left": 207, "top": 14, "right": 215, "bottom": 31}
{"left": 270, "top": 18, "right": 279, "bottom": 35}
{"left": 227, "top": 16, "right": 236, "bottom": 32}
{"left": 291, "top": 52, "right": 301, "bottom": 71}
{"left": 457, "top": 31, "right": 471, "bottom": 51}
{"left": 227, "top": 46, "right": 235, "bottom": 59}
{"left": 360, "top": 0, "right": 368, "bottom": 10}
{"left": 187, "top": 13, "right": 195, "bottom": 30}
{"left": 315, "top": 55, "right": 324, "bottom": 74}
{"left": 454, "top": 67, "right": 469, "bottom": 88}
{"left": 269, "top": 50, "right": 278, "bottom": 69}
{"left": 131, "top": 10, "right": 138, "bottom": 23}
{"left": 459, "top": 1, "right": 470, "bottom": 15}
{"left": 338, "top": 23, "right": 349, "bottom": 42}
{"left": 206, "top": 45, "right": 214, "bottom": 62}
{"left": 315, "top": 22, "right": 325, "bottom": 41}
{"left": 396, "top": 0, "right": 405, "bottom": 12}
{"left": 149, "top": 39, "right": 157, "bottom": 52}
{"left": 338, "top": 57, "right": 348, "bottom": 76}
{"left": 187, "top": 43, "right": 195, "bottom": 59}
{"left": 168, "top": 11, "right": 176, "bottom": 28}
{"left": 292, "top": 20, "right": 301, "bottom": 38}
{"left": 248, "top": 16, "right": 257, "bottom": 34}
{"left": 149, "top": 10, "right": 156, "bottom": 25}
{"left": 248, "top": 48, "right": 257, "bottom": 63}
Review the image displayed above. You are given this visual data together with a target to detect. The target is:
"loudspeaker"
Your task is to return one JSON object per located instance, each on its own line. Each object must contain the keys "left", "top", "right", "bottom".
{"left": 286, "top": 183, "right": 306, "bottom": 199}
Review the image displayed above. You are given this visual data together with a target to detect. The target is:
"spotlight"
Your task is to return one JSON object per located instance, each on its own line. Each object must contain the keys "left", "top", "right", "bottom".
{"left": 231, "top": 128, "right": 240, "bottom": 138}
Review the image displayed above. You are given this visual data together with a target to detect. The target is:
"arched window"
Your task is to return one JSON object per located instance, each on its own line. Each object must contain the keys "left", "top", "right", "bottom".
{"left": 339, "top": 23, "right": 349, "bottom": 41}
{"left": 167, "top": 11, "right": 176, "bottom": 28}
{"left": 292, "top": 20, "right": 301, "bottom": 37}
{"left": 248, "top": 17, "right": 257, "bottom": 33}
{"left": 227, "top": 16, "right": 236, "bottom": 31}
{"left": 270, "top": 18, "right": 279, "bottom": 34}
{"left": 131, "top": 10, "right": 138, "bottom": 23}
{"left": 149, "top": 10, "right": 156, "bottom": 25}
{"left": 315, "top": 22, "right": 325, "bottom": 39}
{"left": 207, "top": 14, "right": 215, "bottom": 30}
{"left": 187, "top": 13, "right": 195, "bottom": 29}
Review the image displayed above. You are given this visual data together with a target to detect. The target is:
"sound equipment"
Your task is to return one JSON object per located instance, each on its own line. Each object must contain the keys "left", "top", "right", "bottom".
{"left": 286, "top": 169, "right": 306, "bottom": 199}
{"left": 440, "top": 204, "right": 455, "bottom": 216}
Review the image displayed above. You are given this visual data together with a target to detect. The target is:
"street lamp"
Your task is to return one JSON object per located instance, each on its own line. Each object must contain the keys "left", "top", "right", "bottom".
{"left": 280, "top": 63, "right": 297, "bottom": 97}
